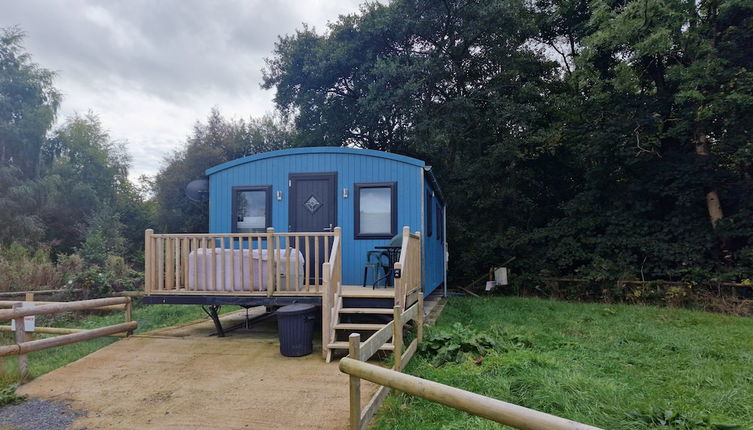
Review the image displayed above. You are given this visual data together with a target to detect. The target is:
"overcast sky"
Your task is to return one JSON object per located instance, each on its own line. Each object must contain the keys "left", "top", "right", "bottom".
{"left": 1, "top": 0, "right": 364, "bottom": 181}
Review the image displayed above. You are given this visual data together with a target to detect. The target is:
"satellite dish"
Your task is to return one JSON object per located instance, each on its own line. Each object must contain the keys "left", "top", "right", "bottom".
{"left": 185, "top": 179, "right": 209, "bottom": 202}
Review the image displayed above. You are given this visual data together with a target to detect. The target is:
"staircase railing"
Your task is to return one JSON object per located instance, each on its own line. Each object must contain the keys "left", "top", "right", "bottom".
{"left": 321, "top": 227, "right": 342, "bottom": 358}
{"left": 341, "top": 297, "right": 423, "bottom": 429}
{"left": 393, "top": 227, "right": 421, "bottom": 309}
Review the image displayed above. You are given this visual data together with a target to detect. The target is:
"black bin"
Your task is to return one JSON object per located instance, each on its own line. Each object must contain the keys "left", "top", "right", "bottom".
{"left": 277, "top": 304, "right": 317, "bottom": 357}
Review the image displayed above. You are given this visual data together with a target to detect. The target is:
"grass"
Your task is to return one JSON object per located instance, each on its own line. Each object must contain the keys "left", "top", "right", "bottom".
{"left": 0, "top": 300, "right": 209, "bottom": 390}
{"left": 373, "top": 297, "right": 753, "bottom": 429}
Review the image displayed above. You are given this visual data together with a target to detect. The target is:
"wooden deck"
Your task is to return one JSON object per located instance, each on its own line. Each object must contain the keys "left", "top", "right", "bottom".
{"left": 143, "top": 227, "right": 421, "bottom": 362}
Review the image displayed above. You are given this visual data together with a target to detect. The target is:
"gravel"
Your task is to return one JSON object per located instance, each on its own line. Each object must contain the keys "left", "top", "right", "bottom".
{"left": 0, "top": 398, "right": 86, "bottom": 430}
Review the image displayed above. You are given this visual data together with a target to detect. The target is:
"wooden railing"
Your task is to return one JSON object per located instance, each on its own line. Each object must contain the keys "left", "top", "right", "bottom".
{"left": 0, "top": 297, "right": 136, "bottom": 380}
{"left": 321, "top": 227, "right": 343, "bottom": 359}
{"left": 394, "top": 226, "right": 421, "bottom": 309}
{"left": 339, "top": 357, "right": 603, "bottom": 430}
{"left": 144, "top": 228, "right": 339, "bottom": 296}
{"left": 342, "top": 299, "right": 423, "bottom": 430}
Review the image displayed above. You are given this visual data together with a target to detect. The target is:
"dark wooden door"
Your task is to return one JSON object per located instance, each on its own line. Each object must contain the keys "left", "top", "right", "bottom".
{"left": 289, "top": 172, "right": 337, "bottom": 282}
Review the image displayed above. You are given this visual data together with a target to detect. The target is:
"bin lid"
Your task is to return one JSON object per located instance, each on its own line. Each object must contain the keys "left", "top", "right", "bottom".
{"left": 277, "top": 303, "right": 316, "bottom": 316}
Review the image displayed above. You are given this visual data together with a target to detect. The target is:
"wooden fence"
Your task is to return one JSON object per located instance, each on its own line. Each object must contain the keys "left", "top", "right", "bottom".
{"left": 339, "top": 358, "right": 603, "bottom": 430}
{"left": 343, "top": 298, "right": 423, "bottom": 430}
{"left": 0, "top": 297, "right": 136, "bottom": 380}
{"left": 144, "top": 228, "right": 340, "bottom": 296}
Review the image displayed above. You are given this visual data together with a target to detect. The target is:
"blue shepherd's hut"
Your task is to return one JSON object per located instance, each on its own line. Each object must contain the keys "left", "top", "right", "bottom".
{"left": 205, "top": 147, "right": 447, "bottom": 296}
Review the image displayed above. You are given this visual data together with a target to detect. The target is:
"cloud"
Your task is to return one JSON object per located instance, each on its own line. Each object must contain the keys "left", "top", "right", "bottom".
{"left": 0, "top": 0, "right": 363, "bottom": 180}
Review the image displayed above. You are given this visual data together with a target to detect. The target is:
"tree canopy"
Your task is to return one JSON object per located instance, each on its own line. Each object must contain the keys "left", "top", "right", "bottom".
{"left": 263, "top": 0, "right": 753, "bottom": 283}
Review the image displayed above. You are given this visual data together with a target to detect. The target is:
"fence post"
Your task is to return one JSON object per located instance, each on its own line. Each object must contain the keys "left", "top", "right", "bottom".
{"left": 322, "top": 263, "right": 332, "bottom": 360}
{"left": 266, "top": 227, "right": 275, "bottom": 296}
{"left": 417, "top": 290, "right": 424, "bottom": 342}
{"left": 349, "top": 333, "right": 361, "bottom": 430}
{"left": 24, "top": 292, "right": 35, "bottom": 342}
{"left": 12, "top": 303, "right": 28, "bottom": 381}
{"left": 124, "top": 297, "right": 134, "bottom": 336}
{"left": 144, "top": 229, "right": 153, "bottom": 295}
{"left": 393, "top": 305, "right": 403, "bottom": 371}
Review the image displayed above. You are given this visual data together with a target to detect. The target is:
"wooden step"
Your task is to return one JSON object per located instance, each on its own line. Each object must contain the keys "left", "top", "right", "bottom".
{"left": 339, "top": 308, "right": 394, "bottom": 315}
{"left": 328, "top": 342, "right": 394, "bottom": 351}
{"left": 333, "top": 323, "right": 386, "bottom": 331}
{"left": 340, "top": 285, "right": 395, "bottom": 298}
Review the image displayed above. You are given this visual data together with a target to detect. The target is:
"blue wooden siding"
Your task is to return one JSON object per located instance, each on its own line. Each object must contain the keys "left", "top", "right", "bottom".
{"left": 207, "top": 147, "right": 449, "bottom": 293}
{"left": 422, "top": 177, "right": 445, "bottom": 295}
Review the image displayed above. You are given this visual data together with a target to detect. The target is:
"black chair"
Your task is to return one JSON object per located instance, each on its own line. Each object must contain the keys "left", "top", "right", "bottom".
{"left": 361, "top": 234, "right": 402, "bottom": 289}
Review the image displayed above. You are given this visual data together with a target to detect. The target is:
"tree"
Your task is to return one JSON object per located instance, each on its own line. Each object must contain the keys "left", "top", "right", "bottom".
{"left": 263, "top": 0, "right": 571, "bottom": 281}
{"left": 262, "top": 0, "right": 753, "bottom": 283}
{"left": 43, "top": 112, "right": 130, "bottom": 205}
{"left": 0, "top": 165, "right": 45, "bottom": 246}
{"left": 152, "top": 109, "right": 294, "bottom": 233}
{"left": 0, "top": 27, "right": 60, "bottom": 178}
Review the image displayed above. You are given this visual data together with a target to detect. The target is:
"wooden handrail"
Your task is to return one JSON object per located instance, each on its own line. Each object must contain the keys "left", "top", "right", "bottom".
{"left": 0, "top": 297, "right": 129, "bottom": 321}
{"left": 339, "top": 358, "right": 603, "bottom": 430}
{"left": 0, "top": 322, "right": 137, "bottom": 357}
{"left": 144, "top": 229, "right": 339, "bottom": 296}
{"left": 321, "top": 227, "right": 342, "bottom": 360}
{"left": 0, "top": 300, "right": 127, "bottom": 311}
{"left": 0, "top": 289, "right": 83, "bottom": 298}
{"left": 394, "top": 226, "right": 421, "bottom": 309}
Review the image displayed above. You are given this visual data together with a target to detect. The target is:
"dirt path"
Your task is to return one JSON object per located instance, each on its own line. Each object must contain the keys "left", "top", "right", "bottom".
{"left": 16, "top": 309, "right": 376, "bottom": 430}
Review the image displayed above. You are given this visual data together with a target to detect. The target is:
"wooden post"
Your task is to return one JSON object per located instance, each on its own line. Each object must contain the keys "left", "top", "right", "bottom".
{"left": 322, "top": 263, "right": 332, "bottom": 360}
{"left": 393, "top": 305, "right": 403, "bottom": 371}
{"left": 267, "top": 228, "right": 275, "bottom": 296}
{"left": 124, "top": 297, "right": 133, "bottom": 336}
{"left": 333, "top": 227, "right": 342, "bottom": 287}
{"left": 12, "top": 303, "right": 28, "bottom": 381}
{"left": 348, "top": 333, "right": 361, "bottom": 430}
{"left": 144, "top": 229, "right": 153, "bottom": 294}
{"left": 417, "top": 290, "right": 424, "bottom": 343}
{"left": 23, "top": 293, "right": 35, "bottom": 342}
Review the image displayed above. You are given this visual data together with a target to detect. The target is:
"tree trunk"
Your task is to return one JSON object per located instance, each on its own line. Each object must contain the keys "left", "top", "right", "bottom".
{"left": 694, "top": 132, "right": 724, "bottom": 227}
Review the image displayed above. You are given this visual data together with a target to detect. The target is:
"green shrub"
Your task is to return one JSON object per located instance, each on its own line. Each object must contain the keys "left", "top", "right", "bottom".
{"left": 419, "top": 323, "right": 496, "bottom": 366}
{"left": 0, "top": 384, "right": 26, "bottom": 407}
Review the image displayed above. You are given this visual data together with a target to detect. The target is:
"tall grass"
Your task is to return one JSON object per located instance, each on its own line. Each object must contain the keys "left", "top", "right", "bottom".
{"left": 0, "top": 243, "right": 84, "bottom": 292}
{"left": 374, "top": 297, "right": 753, "bottom": 429}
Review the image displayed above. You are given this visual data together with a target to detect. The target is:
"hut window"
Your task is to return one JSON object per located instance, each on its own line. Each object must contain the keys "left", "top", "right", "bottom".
{"left": 437, "top": 204, "right": 443, "bottom": 241}
{"left": 354, "top": 182, "right": 396, "bottom": 239}
{"left": 426, "top": 191, "right": 433, "bottom": 237}
{"left": 232, "top": 186, "right": 272, "bottom": 233}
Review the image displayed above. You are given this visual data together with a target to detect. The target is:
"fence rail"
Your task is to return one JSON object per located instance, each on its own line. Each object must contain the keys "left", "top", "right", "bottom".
{"left": 144, "top": 228, "right": 340, "bottom": 296}
{"left": 339, "top": 358, "right": 603, "bottom": 430}
{"left": 0, "top": 296, "right": 136, "bottom": 380}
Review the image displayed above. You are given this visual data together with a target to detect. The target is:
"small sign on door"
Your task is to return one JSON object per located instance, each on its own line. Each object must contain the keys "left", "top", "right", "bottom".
{"left": 10, "top": 302, "right": 35, "bottom": 332}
